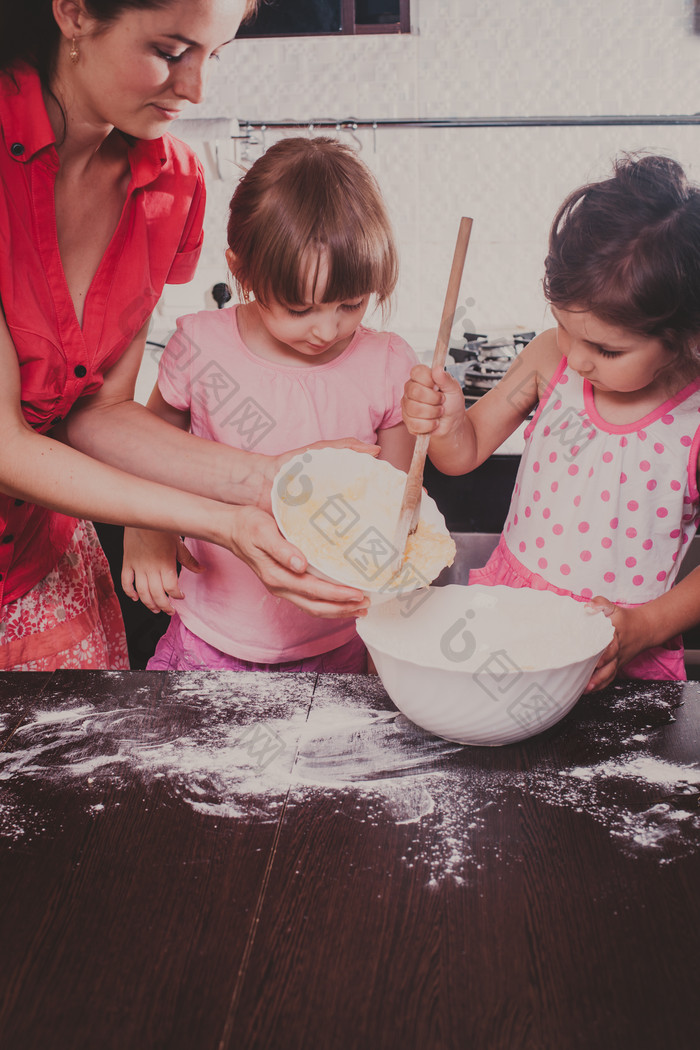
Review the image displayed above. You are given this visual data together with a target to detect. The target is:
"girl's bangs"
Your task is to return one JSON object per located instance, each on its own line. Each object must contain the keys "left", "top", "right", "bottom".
{"left": 252, "top": 227, "right": 395, "bottom": 308}
{"left": 316, "top": 232, "right": 394, "bottom": 304}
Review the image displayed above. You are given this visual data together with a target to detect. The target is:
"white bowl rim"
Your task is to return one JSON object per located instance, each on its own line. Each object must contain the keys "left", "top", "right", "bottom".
{"left": 356, "top": 584, "right": 614, "bottom": 673}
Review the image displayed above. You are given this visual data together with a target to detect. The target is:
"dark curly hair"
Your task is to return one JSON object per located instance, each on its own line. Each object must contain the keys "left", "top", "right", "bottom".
{"left": 544, "top": 152, "right": 700, "bottom": 359}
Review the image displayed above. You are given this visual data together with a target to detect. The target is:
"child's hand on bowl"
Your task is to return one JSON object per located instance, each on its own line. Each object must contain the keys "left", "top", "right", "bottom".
{"left": 583, "top": 597, "right": 651, "bottom": 692}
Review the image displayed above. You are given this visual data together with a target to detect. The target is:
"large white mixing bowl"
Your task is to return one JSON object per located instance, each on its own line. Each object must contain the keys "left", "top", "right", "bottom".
{"left": 357, "top": 584, "right": 614, "bottom": 745}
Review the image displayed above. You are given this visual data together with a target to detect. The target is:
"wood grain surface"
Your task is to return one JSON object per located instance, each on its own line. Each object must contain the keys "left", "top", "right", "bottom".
{"left": 0, "top": 671, "right": 699, "bottom": 1050}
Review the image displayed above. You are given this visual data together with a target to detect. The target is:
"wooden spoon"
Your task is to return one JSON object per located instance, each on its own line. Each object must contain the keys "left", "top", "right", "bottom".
{"left": 392, "top": 216, "right": 473, "bottom": 569}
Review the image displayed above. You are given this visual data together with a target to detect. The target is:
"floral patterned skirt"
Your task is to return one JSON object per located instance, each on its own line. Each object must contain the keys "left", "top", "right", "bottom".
{"left": 0, "top": 520, "right": 129, "bottom": 671}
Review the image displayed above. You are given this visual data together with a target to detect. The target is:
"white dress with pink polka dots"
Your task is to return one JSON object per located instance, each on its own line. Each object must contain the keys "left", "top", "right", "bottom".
{"left": 475, "top": 356, "right": 700, "bottom": 607}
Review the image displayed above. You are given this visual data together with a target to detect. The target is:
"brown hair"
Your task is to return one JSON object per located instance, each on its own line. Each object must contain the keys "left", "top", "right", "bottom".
{"left": 543, "top": 153, "right": 700, "bottom": 360}
{"left": 226, "top": 136, "right": 398, "bottom": 315}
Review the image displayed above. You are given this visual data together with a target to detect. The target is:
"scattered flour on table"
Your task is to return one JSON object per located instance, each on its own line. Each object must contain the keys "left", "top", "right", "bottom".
{"left": 1, "top": 679, "right": 698, "bottom": 881}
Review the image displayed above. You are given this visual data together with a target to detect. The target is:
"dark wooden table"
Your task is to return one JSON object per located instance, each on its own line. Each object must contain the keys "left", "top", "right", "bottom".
{"left": 1, "top": 671, "right": 699, "bottom": 1050}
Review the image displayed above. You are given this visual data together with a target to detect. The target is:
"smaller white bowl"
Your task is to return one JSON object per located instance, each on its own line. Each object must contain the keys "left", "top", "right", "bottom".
{"left": 271, "top": 448, "right": 455, "bottom": 602}
{"left": 357, "top": 584, "right": 614, "bottom": 745}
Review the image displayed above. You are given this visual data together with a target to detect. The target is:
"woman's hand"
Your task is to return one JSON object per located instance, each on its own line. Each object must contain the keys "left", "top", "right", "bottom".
{"left": 583, "top": 598, "right": 654, "bottom": 691}
{"left": 122, "top": 529, "right": 203, "bottom": 615}
{"left": 401, "top": 364, "right": 465, "bottom": 438}
{"left": 223, "top": 505, "right": 370, "bottom": 618}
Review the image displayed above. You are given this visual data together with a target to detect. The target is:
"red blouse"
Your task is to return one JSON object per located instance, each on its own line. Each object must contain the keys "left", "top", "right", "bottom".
{"left": 0, "top": 64, "right": 206, "bottom": 607}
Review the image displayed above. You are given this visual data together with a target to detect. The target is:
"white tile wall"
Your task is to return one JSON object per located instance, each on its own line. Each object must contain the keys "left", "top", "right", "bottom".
{"left": 141, "top": 0, "right": 700, "bottom": 395}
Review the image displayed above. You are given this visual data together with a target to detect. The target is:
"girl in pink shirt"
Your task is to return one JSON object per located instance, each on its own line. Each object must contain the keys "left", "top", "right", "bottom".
{"left": 403, "top": 153, "right": 700, "bottom": 690}
{"left": 125, "top": 137, "right": 417, "bottom": 672}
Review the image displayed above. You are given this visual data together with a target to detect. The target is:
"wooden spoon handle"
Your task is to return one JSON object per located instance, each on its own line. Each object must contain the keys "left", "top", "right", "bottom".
{"left": 432, "top": 216, "right": 473, "bottom": 373}
{"left": 394, "top": 217, "right": 473, "bottom": 558}
{"left": 398, "top": 432, "right": 430, "bottom": 528}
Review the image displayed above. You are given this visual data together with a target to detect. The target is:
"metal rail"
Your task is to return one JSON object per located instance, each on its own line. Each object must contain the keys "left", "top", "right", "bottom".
{"left": 238, "top": 114, "right": 700, "bottom": 132}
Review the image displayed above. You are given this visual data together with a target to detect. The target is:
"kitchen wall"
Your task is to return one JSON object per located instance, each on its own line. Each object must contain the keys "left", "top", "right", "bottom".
{"left": 142, "top": 0, "right": 700, "bottom": 391}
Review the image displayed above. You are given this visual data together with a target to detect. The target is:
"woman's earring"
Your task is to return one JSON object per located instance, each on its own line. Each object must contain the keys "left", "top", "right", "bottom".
{"left": 69, "top": 38, "right": 79, "bottom": 64}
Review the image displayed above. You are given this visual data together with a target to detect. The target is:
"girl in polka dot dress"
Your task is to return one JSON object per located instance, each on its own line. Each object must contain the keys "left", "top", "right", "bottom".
{"left": 403, "top": 153, "right": 700, "bottom": 690}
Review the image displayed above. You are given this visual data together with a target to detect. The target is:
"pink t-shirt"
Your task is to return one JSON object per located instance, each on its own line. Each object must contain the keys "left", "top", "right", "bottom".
{"left": 157, "top": 305, "right": 417, "bottom": 661}
{"left": 503, "top": 357, "right": 700, "bottom": 603}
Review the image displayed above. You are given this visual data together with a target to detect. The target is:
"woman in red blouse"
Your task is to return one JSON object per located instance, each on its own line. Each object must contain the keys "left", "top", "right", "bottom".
{"left": 0, "top": 0, "right": 372, "bottom": 670}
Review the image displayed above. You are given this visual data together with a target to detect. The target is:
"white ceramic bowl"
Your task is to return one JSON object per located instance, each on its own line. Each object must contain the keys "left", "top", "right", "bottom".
{"left": 271, "top": 448, "right": 455, "bottom": 602}
{"left": 356, "top": 584, "right": 614, "bottom": 745}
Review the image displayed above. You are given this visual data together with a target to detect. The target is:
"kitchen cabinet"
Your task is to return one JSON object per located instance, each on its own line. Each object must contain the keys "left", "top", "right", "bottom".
{"left": 424, "top": 453, "right": 519, "bottom": 533}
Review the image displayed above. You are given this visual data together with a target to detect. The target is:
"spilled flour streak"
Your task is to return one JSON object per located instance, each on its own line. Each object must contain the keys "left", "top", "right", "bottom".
{"left": 1, "top": 677, "right": 698, "bottom": 882}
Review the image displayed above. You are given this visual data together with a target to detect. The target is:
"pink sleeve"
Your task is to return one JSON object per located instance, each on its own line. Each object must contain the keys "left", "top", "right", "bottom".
{"left": 165, "top": 157, "right": 206, "bottom": 284}
{"left": 157, "top": 315, "right": 196, "bottom": 410}
{"left": 380, "top": 331, "right": 418, "bottom": 430}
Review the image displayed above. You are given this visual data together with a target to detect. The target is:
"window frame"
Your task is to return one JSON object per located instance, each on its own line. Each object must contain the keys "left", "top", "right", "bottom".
{"left": 237, "top": 0, "right": 411, "bottom": 39}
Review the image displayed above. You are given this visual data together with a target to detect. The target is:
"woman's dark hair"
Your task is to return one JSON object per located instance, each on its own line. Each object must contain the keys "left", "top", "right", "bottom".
{"left": 0, "top": 1, "right": 162, "bottom": 83}
{"left": 543, "top": 152, "right": 700, "bottom": 358}
{"left": 0, "top": 1, "right": 258, "bottom": 84}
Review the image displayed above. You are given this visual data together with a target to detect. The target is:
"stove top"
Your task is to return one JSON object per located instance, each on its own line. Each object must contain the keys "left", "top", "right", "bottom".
{"left": 448, "top": 330, "right": 535, "bottom": 400}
